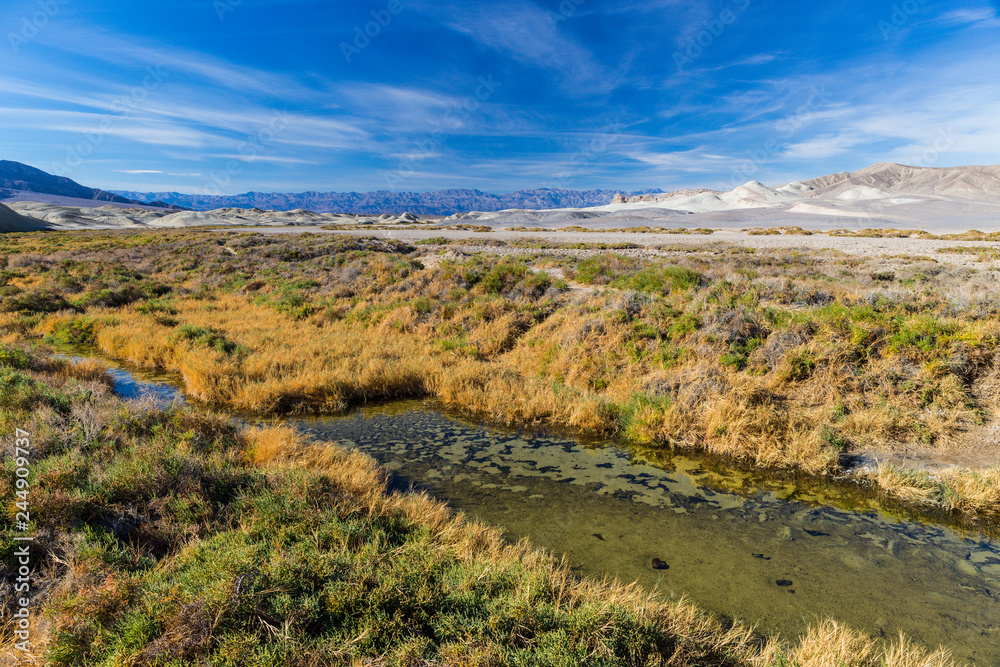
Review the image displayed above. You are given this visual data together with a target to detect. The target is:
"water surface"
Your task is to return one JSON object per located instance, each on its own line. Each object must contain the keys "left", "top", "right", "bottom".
{"left": 67, "top": 352, "right": 1000, "bottom": 664}
{"left": 299, "top": 402, "right": 1000, "bottom": 664}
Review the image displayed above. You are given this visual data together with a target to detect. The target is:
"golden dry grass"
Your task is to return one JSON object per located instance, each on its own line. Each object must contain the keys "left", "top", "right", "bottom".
{"left": 40, "top": 296, "right": 437, "bottom": 413}
{"left": 5, "top": 230, "right": 997, "bottom": 519}
{"left": 57, "top": 358, "right": 112, "bottom": 384}
{"left": 243, "top": 424, "right": 389, "bottom": 502}
{"left": 940, "top": 467, "right": 1000, "bottom": 512}
{"left": 29, "top": 279, "right": 1000, "bottom": 514}
{"left": 867, "top": 463, "right": 1000, "bottom": 516}
{"left": 785, "top": 620, "right": 954, "bottom": 667}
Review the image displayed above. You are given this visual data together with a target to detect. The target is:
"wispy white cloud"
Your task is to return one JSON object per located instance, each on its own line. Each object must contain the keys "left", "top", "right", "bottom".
{"left": 414, "top": 0, "right": 612, "bottom": 95}
{"left": 627, "top": 148, "right": 730, "bottom": 172}
{"left": 210, "top": 155, "right": 320, "bottom": 165}
{"left": 729, "top": 53, "right": 782, "bottom": 67}
{"left": 45, "top": 31, "right": 308, "bottom": 99}
{"left": 392, "top": 152, "right": 443, "bottom": 161}
{"left": 0, "top": 107, "right": 217, "bottom": 148}
{"left": 0, "top": 63, "right": 371, "bottom": 160}
{"left": 936, "top": 6, "right": 1000, "bottom": 27}
{"left": 579, "top": 0, "right": 688, "bottom": 15}
{"left": 783, "top": 134, "right": 864, "bottom": 159}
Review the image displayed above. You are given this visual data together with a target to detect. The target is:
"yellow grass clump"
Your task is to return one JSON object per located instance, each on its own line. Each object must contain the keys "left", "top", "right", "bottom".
{"left": 786, "top": 620, "right": 954, "bottom": 667}
{"left": 870, "top": 463, "right": 1000, "bottom": 516}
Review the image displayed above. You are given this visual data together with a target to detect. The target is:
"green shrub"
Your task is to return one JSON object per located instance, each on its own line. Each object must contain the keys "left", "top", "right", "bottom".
{"left": 616, "top": 392, "right": 674, "bottom": 442}
{"left": 889, "top": 317, "right": 953, "bottom": 355}
{"left": 0, "top": 368, "right": 71, "bottom": 413}
{"left": 412, "top": 297, "right": 434, "bottom": 314}
{"left": 0, "top": 344, "right": 31, "bottom": 369}
{"left": 821, "top": 426, "right": 848, "bottom": 452}
{"left": 574, "top": 255, "right": 637, "bottom": 285}
{"left": 481, "top": 262, "right": 528, "bottom": 295}
{"left": 783, "top": 351, "right": 817, "bottom": 382}
{"left": 77, "top": 281, "right": 172, "bottom": 309}
{"left": 667, "top": 314, "right": 701, "bottom": 341}
{"left": 611, "top": 266, "right": 702, "bottom": 294}
{"left": 0, "top": 289, "right": 75, "bottom": 314}
{"left": 173, "top": 325, "right": 248, "bottom": 356}
{"left": 254, "top": 289, "right": 318, "bottom": 321}
{"left": 47, "top": 317, "right": 100, "bottom": 345}
{"left": 135, "top": 298, "right": 179, "bottom": 315}
{"left": 721, "top": 337, "right": 764, "bottom": 371}
{"left": 0, "top": 269, "right": 25, "bottom": 286}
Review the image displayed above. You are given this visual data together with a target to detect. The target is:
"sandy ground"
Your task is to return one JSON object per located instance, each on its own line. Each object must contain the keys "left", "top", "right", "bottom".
{"left": 222, "top": 226, "right": 1000, "bottom": 267}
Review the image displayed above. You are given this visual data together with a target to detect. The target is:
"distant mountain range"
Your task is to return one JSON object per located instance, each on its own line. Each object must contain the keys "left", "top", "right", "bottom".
{"left": 614, "top": 162, "right": 1000, "bottom": 208}
{"left": 107, "top": 187, "right": 666, "bottom": 215}
{"left": 7, "top": 159, "right": 1000, "bottom": 228}
{"left": 0, "top": 160, "right": 665, "bottom": 214}
{"left": 5, "top": 160, "right": 1000, "bottom": 234}
{"left": 0, "top": 161, "right": 181, "bottom": 210}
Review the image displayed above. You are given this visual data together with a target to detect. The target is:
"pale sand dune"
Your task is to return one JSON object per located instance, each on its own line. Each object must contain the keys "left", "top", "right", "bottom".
{"left": 835, "top": 186, "right": 888, "bottom": 201}
{"left": 6, "top": 200, "right": 432, "bottom": 230}
{"left": 452, "top": 163, "right": 1000, "bottom": 232}
{"left": 0, "top": 202, "right": 48, "bottom": 232}
{"left": 787, "top": 203, "right": 871, "bottom": 217}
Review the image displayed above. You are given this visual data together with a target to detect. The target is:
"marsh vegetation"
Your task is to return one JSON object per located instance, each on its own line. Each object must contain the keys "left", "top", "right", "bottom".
{"left": 0, "top": 344, "right": 961, "bottom": 665}
{"left": 2, "top": 230, "right": 998, "bottom": 517}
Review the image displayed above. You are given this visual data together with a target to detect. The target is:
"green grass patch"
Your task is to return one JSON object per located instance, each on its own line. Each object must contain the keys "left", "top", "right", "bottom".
{"left": 46, "top": 316, "right": 102, "bottom": 345}
{"left": 616, "top": 392, "right": 674, "bottom": 442}
{"left": 172, "top": 325, "right": 248, "bottom": 356}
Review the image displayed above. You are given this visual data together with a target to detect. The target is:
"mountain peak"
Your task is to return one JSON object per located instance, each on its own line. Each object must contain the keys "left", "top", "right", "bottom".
{"left": 0, "top": 160, "right": 182, "bottom": 210}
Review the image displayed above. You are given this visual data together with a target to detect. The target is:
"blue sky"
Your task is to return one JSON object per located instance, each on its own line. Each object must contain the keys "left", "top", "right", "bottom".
{"left": 2, "top": 0, "right": 999, "bottom": 195}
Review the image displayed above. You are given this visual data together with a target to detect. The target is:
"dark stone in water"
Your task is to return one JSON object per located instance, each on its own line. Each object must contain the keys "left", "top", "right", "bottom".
{"left": 651, "top": 558, "right": 669, "bottom": 570}
{"left": 804, "top": 529, "right": 831, "bottom": 537}
{"left": 752, "top": 553, "right": 771, "bottom": 560}
{"left": 776, "top": 579, "right": 793, "bottom": 587}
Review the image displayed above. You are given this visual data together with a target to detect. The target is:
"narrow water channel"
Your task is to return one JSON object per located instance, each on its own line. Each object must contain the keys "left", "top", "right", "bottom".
{"left": 84, "top": 355, "right": 1000, "bottom": 664}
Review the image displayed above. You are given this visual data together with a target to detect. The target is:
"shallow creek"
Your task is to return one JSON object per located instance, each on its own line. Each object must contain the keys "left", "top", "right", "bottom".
{"left": 87, "top": 357, "right": 1000, "bottom": 664}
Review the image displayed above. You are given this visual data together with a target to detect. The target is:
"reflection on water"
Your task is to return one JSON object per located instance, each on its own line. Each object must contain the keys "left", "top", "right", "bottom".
{"left": 105, "top": 366, "right": 187, "bottom": 405}
{"left": 73, "top": 347, "right": 1000, "bottom": 664}
{"left": 299, "top": 402, "right": 1000, "bottom": 665}
{"left": 53, "top": 350, "right": 186, "bottom": 407}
